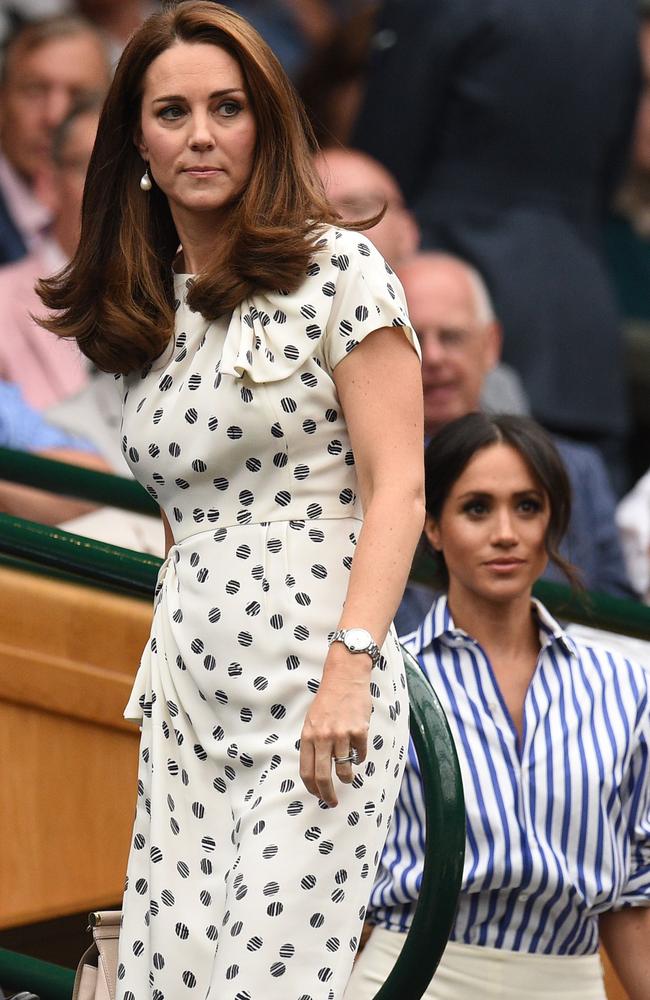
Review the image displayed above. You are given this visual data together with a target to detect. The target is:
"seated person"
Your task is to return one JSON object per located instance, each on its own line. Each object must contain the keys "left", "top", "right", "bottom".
{"left": 0, "top": 95, "right": 102, "bottom": 408}
{"left": 395, "top": 253, "right": 634, "bottom": 635}
{"left": 0, "top": 378, "right": 108, "bottom": 523}
{"left": 0, "top": 14, "right": 109, "bottom": 264}
{"left": 347, "top": 413, "right": 650, "bottom": 1000}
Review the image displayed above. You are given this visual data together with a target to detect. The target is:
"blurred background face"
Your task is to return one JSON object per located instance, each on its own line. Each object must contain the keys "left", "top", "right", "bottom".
{"left": 0, "top": 31, "right": 108, "bottom": 182}
{"left": 398, "top": 256, "right": 500, "bottom": 437}
{"left": 633, "top": 21, "right": 650, "bottom": 172}
{"left": 425, "top": 443, "right": 550, "bottom": 605}
{"left": 314, "top": 147, "right": 419, "bottom": 267}
{"left": 45, "top": 110, "right": 100, "bottom": 258}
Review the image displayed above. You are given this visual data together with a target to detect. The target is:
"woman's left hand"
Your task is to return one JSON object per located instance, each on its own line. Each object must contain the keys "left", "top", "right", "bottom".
{"left": 299, "top": 645, "right": 372, "bottom": 807}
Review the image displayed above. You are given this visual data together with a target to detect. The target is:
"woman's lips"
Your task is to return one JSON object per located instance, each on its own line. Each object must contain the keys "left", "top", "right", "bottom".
{"left": 484, "top": 558, "right": 525, "bottom": 572}
{"left": 183, "top": 167, "right": 223, "bottom": 176}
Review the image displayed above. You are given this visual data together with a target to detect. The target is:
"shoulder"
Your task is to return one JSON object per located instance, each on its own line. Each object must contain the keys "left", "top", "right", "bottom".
{"left": 309, "top": 225, "right": 409, "bottom": 321}
{"left": 570, "top": 632, "right": 650, "bottom": 709}
{"left": 310, "top": 225, "right": 391, "bottom": 274}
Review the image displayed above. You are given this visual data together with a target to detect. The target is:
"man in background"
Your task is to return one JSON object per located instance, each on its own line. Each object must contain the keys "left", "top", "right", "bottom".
{"left": 0, "top": 14, "right": 109, "bottom": 264}
{"left": 0, "top": 96, "right": 103, "bottom": 409}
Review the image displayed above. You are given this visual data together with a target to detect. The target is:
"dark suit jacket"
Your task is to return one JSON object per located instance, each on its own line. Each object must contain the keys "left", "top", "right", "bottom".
{"left": 0, "top": 184, "right": 26, "bottom": 266}
{"left": 353, "top": 0, "right": 640, "bottom": 437}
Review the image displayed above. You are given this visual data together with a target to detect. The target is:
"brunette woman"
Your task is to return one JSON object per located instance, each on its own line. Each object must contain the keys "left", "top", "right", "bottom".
{"left": 349, "top": 413, "right": 650, "bottom": 1000}
{"left": 38, "top": 3, "right": 424, "bottom": 997}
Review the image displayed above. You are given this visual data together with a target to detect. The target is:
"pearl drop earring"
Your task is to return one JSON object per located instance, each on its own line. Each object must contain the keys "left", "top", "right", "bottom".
{"left": 140, "top": 167, "right": 152, "bottom": 192}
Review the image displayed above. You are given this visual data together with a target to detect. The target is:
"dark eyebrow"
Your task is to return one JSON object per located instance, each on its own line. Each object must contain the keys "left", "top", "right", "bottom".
{"left": 151, "top": 88, "right": 245, "bottom": 104}
{"left": 457, "top": 491, "right": 491, "bottom": 501}
{"left": 456, "top": 488, "right": 545, "bottom": 501}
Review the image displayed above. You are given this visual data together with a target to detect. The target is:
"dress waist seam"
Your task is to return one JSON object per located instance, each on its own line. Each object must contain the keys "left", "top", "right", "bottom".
{"left": 170, "top": 511, "right": 363, "bottom": 545}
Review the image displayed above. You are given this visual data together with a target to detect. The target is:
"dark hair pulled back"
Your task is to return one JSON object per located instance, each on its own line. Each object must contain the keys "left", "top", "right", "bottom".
{"left": 424, "top": 412, "right": 581, "bottom": 589}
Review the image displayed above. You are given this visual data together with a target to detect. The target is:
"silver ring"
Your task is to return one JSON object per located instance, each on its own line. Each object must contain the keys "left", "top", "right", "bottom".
{"left": 333, "top": 750, "right": 359, "bottom": 766}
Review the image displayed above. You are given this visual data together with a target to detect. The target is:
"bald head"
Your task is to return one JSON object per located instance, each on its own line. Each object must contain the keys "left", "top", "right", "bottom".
{"left": 315, "top": 146, "right": 419, "bottom": 267}
{"left": 398, "top": 253, "right": 501, "bottom": 436}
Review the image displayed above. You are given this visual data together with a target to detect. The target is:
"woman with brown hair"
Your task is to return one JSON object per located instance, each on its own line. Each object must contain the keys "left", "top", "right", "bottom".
{"left": 39, "top": 3, "right": 424, "bottom": 997}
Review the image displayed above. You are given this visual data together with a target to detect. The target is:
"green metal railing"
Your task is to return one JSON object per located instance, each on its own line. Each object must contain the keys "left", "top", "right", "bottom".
{"left": 0, "top": 446, "right": 157, "bottom": 516}
{"left": 0, "top": 513, "right": 161, "bottom": 596}
{"left": 0, "top": 946, "right": 74, "bottom": 1000}
{"left": 377, "top": 649, "right": 465, "bottom": 998}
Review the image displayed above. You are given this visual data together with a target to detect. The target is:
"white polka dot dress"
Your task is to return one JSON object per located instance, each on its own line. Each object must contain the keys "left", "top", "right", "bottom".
{"left": 117, "top": 227, "right": 419, "bottom": 1000}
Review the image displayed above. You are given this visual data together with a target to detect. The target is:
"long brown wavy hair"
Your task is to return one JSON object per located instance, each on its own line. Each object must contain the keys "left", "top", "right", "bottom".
{"left": 38, "top": 1, "right": 357, "bottom": 374}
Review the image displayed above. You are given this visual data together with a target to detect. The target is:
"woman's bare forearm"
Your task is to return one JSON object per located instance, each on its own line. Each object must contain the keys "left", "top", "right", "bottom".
{"left": 337, "top": 483, "right": 425, "bottom": 644}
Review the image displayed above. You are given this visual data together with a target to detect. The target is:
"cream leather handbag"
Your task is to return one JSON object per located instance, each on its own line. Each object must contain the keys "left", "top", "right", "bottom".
{"left": 72, "top": 911, "right": 121, "bottom": 1000}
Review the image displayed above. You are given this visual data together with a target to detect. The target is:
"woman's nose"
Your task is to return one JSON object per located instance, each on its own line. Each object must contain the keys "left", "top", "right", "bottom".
{"left": 491, "top": 507, "right": 518, "bottom": 545}
{"left": 188, "top": 113, "right": 215, "bottom": 150}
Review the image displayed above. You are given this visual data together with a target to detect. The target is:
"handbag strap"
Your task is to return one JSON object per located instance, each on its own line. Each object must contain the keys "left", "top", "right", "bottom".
{"left": 71, "top": 911, "right": 121, "bottom": 1000}
{"left": 91, "top": 911, "right": 121, "bottom": 1000}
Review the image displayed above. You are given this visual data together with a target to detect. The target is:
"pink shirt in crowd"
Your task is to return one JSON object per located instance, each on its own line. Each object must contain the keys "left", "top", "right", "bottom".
{"left": 0, "top": 238, "right": 89, "bottom": 409}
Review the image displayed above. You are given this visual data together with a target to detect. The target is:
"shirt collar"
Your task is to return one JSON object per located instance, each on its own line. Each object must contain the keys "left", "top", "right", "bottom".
{"left": 0, "top": 152, "right": 52, "bottom": 246}
{"left": 407, "top": 593, "right": 578, "bottom": 660}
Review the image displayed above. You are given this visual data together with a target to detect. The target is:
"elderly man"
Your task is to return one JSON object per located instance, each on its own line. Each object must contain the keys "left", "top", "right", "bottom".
{"left": 0, "top": 14, "right": 109, "bottom": 264}
{"left": 394, "top": 253, "right": 633, "bottom": 635}
{"left": 0, "top": 95, "right": 102, "bottom": 408}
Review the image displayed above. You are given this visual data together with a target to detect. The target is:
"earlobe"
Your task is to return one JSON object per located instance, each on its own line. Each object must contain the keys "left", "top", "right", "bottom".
{"left": 133, "top": 129, "right": 148, "bottom": 160}
{"left": 423, "top": 516, "right": 442, "bottom": 552}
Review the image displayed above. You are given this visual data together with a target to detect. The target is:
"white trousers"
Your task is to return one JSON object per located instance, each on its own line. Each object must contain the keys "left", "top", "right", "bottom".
{"left": 345, "top": 927, "right": 607, "bottom": 1000}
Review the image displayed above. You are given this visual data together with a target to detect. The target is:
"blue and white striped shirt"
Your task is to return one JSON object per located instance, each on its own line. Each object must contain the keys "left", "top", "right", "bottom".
{"left": 370, "top": 595, "right": 650, "bottom": 955}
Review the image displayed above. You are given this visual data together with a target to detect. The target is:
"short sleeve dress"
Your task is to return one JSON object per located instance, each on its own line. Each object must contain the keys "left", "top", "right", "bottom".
{"left": 116, "top": 226, "right": 420, "bottom": 1000}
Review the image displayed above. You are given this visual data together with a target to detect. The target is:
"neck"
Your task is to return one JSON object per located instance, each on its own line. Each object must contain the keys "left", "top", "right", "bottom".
{"left": 172, "top": 206, "right": 225, "bottom": 274}
{"left": 446, "top": 584, "right": 539, "bottom": 661}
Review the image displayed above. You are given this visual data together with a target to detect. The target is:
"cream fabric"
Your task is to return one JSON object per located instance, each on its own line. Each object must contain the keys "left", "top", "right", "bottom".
{"left": 346, "top": 928, "right": 607, "bottom": 1000}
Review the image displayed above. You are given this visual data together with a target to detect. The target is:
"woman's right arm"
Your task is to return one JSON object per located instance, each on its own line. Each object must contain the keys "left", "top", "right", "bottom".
{"left": 161, "top": 509, "right": 174, "bottom": 556}
{"left": 599, "top": 907, "right": 650, "bottom": 999}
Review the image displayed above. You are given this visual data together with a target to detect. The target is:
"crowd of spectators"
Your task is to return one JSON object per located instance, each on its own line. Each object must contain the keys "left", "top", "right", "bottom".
{"left": 0, "top": 0, "right": 649, "bottom": 602}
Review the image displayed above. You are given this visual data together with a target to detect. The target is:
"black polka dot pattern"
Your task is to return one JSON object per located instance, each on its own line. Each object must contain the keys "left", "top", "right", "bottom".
{"left": 117, "top": 228, "right": 414, "bottom": 998}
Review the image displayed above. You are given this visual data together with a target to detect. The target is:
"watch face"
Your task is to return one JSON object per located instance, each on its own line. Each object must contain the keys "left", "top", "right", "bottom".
{"left": 345, "top": 628, "right": 372, "bottom": 652}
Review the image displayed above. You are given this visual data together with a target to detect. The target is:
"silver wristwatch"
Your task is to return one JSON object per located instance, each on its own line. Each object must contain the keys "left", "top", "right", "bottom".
{"left": 329, "top": 627, "right": 381, "bottom": 667}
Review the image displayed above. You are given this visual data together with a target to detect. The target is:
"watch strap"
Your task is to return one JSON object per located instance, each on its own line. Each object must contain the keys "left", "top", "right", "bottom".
{"left": 329, "top": 628, "right": 381, "bottom": 667}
